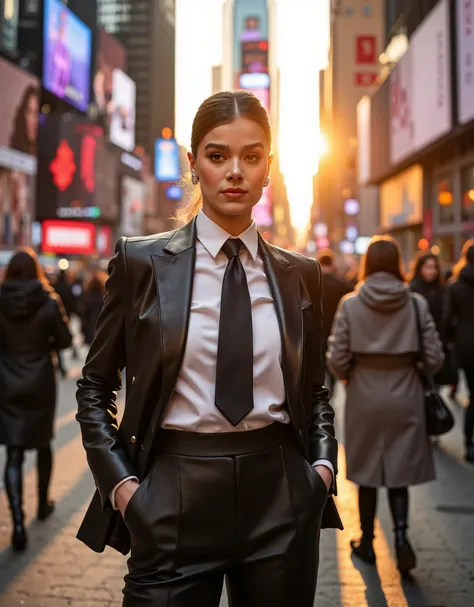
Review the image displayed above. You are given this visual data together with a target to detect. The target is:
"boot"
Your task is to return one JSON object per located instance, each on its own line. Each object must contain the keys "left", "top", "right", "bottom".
{"left": 351, "top": 486, "right": 377, "bottom": 565}
{"left": 5, "top": 448, "right": 28, "bottom": 551}
{"left": 11, "top": 510, "right": 27, "bottom": 552}
{"left": 394, "top": 524, "right": 417, "bottom": 573}
{"left": 465, "top": 444, "right": 474, "bottom": 464}
{"left": 37, "top": 447, "right": 54, "bottom": 521}
{"left": 350, "top": 536, "right": 376, "bottom": 564}
{"left": 389, "top": 487, "right": 416, "bottom": 574}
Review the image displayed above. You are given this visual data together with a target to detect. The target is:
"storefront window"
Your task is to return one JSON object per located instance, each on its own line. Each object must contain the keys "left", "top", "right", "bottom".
{"left": 437, "top": 176, "right": 454, "bottom": 224}
{"left": 461, "top": 165, "right": 474, "bottom": 223}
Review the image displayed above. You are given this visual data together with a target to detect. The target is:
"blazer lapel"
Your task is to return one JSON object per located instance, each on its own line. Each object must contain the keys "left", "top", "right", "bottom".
{"left": 149, "top": 218, "right": 197, "bottom": 433}
{"left": 259, "top": 237, "right": 304, "bottom": 424}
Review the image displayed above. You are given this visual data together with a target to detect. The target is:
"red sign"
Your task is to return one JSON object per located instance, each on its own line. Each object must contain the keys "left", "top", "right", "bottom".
{"left": 356, "top": 35, "right": 377, "bottom": 64}
{"left": 49, "top": 140, "right": 76, "bottom": 192}
{"left": 42, "top": 220, "right": 95, "bottom": 255}
{"left": 355, "top": 71, "right": 378, "bottom": 87}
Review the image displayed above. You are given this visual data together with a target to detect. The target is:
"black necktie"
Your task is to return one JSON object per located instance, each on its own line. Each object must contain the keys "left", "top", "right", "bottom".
{"left": 215, "top": 238, "right": 254, "bottom": 426}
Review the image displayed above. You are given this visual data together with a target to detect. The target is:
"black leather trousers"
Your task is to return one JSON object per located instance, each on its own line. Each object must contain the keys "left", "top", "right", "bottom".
{"left": 122, "top": 423, "right": 327, "bottom": 607}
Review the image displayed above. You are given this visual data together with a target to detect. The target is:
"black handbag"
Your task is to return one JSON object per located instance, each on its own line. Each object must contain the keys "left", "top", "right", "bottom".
{"left": 412, "top": 297, "right": 455, "bottom": 436}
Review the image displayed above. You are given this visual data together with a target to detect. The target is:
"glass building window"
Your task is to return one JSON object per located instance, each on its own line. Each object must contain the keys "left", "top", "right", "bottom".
{"left": 461, "top": 165, "right": 474, "bottom": 223}
{"left": 437, "top": 175, "right": 455, "bottom": 224}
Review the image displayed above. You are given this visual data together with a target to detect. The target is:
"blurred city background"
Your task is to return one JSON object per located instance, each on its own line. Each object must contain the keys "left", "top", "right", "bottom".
{"left": 1, "top": 1, "right": 474, "bottom": 606}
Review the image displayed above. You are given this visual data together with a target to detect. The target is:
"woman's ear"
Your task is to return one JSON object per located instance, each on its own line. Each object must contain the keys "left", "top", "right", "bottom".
{"left": 187, "top": 151, "right": 196, "bottom": 173}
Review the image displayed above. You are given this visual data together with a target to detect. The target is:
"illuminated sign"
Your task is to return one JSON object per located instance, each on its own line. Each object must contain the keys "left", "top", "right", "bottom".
{"left": 241, "top": 39, "right": 269, "bottom": 73}
{"left": 155, "top": 137, "right": 179, "bottom": 182}
{"left": 239, "top": 72, "right": 270, "bottom": 89}
{"left": 166, "top": 184, "right": 182, "bottom": 200}
{"left": 42, "top": 220, "right": 95, "bottom": 255}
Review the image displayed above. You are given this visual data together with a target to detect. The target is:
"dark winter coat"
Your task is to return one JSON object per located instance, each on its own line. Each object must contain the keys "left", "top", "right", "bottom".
{"left": 0, "top": 280, "right": 72, "bottom": 448}
{"left": 321, "top": 272, "right": 352, "bottom": 355}
{"left": 81, "top": 290, "right": 104, "bottom": 345}
{"left": 450, "top": 263, "right": 474, "bottom": 367}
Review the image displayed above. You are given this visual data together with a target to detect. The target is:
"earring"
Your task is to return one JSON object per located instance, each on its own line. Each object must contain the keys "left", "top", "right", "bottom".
{"left": 191, "top": 172, "right": 199, "bottom": 185}
{"left": 263, "top": 176, "right": 270, "bottom": 187}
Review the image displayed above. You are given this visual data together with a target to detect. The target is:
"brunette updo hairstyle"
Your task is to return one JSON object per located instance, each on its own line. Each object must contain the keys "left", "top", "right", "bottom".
{"left": 177, "top": 90, "right": 272, "bottom": 222}
{"left": 359, "top": 235, "right": 406, "bottom": 282}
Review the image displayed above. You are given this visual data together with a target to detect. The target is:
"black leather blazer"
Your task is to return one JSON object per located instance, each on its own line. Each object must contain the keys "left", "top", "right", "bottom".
{"left": 76, "top": 217, "right": 343, "bottom": 554}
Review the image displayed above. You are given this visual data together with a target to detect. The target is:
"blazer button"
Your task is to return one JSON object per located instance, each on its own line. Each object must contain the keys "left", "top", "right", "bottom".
{"left": 130, "top": 436, "right": 137, "bottom": 444}
{"left": 132, "top": 376, "right": 136, "bottom": 384}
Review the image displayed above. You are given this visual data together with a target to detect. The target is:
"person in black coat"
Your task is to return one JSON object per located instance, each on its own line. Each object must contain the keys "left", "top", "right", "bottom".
{"left": 449, "top": 240, "right": 474, "bottom": 463}
{"left": 0, "top": 248, "right": 72, "bottom": 551}
{"left": 409, "top": 251, "right": 456, "bottom": 388}
{"left": 81, "top": 270, "right": 106, "bottom": 346}
{"left": 317, "top": 250, "right": 352, "bottom": 394}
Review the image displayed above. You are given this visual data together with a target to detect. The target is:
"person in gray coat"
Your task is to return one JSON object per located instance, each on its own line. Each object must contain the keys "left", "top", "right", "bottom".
{"left": 327, "top": 236, "right": 443, "bottom": 574}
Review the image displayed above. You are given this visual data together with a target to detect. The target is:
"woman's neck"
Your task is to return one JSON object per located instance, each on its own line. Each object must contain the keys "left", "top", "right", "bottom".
{"left": 201, "top": 206, "right": 253, "bottom": 236}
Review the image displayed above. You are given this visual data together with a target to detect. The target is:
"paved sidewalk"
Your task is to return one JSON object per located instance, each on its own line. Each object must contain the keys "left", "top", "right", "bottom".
{"left": 0, "top": 357, "right": 473, "bottom": 606}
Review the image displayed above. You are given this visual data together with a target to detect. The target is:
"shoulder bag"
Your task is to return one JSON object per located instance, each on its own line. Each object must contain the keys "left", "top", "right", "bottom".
{"left": 412, "top": 296, "right": 455, "bottom": 436}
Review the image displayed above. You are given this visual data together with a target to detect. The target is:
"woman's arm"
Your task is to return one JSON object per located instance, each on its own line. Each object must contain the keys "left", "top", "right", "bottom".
{"left": 307, "top": 260, "right": 339, "bottom": 488}
{"left": 76, "top": 238, "right": 136, "bottom": 509}
{"left": 326, "top": 299, "right": 353, "bottom": 381}
{"left": 50, "top": 294, "right": 72, "bottom": 351}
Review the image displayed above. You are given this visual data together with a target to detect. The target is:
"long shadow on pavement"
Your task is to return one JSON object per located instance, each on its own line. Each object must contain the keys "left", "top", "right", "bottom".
{"left": 0, "top": 468, "right": 94, "bottom": 595}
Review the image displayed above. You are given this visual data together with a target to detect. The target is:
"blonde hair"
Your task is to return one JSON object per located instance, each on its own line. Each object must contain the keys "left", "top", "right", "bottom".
{"left": 453, "top": 239, "right": 474, "bottom": 279}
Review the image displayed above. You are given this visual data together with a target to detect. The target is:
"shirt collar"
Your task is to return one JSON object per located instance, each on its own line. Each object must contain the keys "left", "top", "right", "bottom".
{"left": 196, "top": 210, "right": 259, "bottom": 262}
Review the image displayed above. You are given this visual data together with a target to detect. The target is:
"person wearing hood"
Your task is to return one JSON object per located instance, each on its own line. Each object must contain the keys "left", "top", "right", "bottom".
{"left": 449, "top": 240, "right": 474, "bottom": 463}
{"left": 327, "top": 236, "right": 443, "bottom": 574}
{"left": 0, "top": 248, "right": 72, "bottom": 551}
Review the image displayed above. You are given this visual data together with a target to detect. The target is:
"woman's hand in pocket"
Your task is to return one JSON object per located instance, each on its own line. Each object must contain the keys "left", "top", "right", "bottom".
{"left": 116, "top": 479, "right": 141, "bottom": 518}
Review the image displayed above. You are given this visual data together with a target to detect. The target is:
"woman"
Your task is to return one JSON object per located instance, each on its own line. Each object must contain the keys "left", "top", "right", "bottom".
{"left": 409, "top": 251, "right": 457, "bottom": 388}
{"left": 80, "top": 269, "right": 106, "bottom": 345}
{"left": 449, "top": 240, "right": 474, "bottom": 463}
{"left": 9, "top": 84, "right": 40, "bottom": 157}
{"left": 327, "top": 236, "right": 443, "bottom": 573}
{"left": 0, "top": 249, "right": 72, "bottom": 551}
{"left": 76, "top": 90, "right": 342, "bottom": 607}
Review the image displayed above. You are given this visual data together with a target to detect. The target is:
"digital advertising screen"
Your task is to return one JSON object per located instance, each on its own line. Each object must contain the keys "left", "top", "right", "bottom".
{"left": 43, "top": 0, "right": 92, "bottom": 113}
{"left": 120, "top": 176, "right": 145, "bottom": 237}
{"left": 0, "top": 58, "right": 40, "bottom": 247}
{"left": 154, "top": 137, "right": 180, "bottom": 182}
{"left": 109, "top": 69, "right": 136, "bottom": 152}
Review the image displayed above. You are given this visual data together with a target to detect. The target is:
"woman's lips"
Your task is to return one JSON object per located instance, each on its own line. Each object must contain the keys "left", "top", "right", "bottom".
{"left": 221, "top": 188, "right": 247, "bottom": 199}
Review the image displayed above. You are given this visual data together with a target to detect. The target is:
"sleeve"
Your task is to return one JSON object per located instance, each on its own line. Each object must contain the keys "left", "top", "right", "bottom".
{"left": 326, "top": 299, "right": 353, "bottom": 381}
{"left": 76, "top": 238, "right": 136, "bottom": 509}
{"left": 419, "top": 296, "right": 445, "bottom": 374}
{"left": 307, "top": 260, "right": 339, "bottom": 494}
{"left": 109, "top": 476, "right": 139, "bottom": 510}
{"left": 50, "top": 294, "right": 73, "bottom": 351}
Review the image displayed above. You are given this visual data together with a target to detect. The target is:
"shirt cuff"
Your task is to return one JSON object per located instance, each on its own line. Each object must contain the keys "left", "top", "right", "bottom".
{"left": 312, "top": 459, "right": 334, "bottom": 483}
{"left": 109, "top": 476, "right": 139, "bottom": 510}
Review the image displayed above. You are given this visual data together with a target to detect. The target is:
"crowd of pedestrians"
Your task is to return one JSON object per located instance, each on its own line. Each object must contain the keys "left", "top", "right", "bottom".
{"left": 0, "top": 235, "right": 473, "bottom": 580}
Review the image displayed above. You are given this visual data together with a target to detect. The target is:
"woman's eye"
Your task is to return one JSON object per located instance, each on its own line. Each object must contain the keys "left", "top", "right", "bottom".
{"left": 209, "top": 153, "right": 224, "bottom": 162}
{"left": 246, "top": 154, "right": 261, "bottom": 163}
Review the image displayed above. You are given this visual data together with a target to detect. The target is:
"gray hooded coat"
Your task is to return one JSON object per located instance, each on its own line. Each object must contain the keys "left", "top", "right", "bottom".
{"left": 327, "top": 272, "right": 444, "bottom": 488}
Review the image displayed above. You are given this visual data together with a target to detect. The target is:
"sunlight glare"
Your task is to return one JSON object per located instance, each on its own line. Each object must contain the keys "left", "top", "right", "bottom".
{"left": 277, "top": 0, "right": 330, "bottom": 236}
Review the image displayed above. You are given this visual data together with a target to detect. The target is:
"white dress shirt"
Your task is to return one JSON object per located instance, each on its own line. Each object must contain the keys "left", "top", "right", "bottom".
{"left": 110, "top": 211, "right": 333, "bottom": 508}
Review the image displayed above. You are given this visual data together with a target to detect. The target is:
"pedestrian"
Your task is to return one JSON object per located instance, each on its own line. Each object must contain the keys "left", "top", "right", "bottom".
{"left": 317, "top": 249, "right": 351, "bottom": 394}
{"left": 54, "top": 269, "right": 78, "bottom": 376}
{"left": 449, "top": 240, "right": 474, "bottom": 463}
{"left": 80, "top": 269, "right": 106, "bottom": 346}
{"left": 409, "top": 250, "right": 457, "bottom": 388}
{"left": 0, "top": 248, "right": 72, "bottom": 551}
{"left": 76, "top": 90, "right": 342, "bottom": 607}
{"left": 327, "top": 235, "right": 443, "bottom": 573}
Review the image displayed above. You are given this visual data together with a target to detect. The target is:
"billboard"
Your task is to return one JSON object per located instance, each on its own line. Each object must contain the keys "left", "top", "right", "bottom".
{"left": 457, "top": 0, "right": 474, "bottom": 124}
{"left": 241, "top": 39, "right": 269, "bottom": 73}
{"left": 380, "top": 165, "right": 423, "bottom": 230}
{"left": 42, "top": 220, "right": 95, "bottom": 255}
{"left": 93, "top": 27, "right": 127, "bottom": 133}
{"left": 120, "top": 176, "right": 145, "bottom": 237}
{"left": 252, "top": 185, "right": 273, "bottom": 227}
{"left": 43, "top": 0, "right": 92, "bottom": 112}
{"left": 390, "top": 0, "right": 451, "bottom": 164}
{"left": 0, "top": 58, "right": 39, "bottom": 247}
{"left": 155, "top": 137, "right": 180, "bottom": 182}
{"left": 36, "top": 117, "right": 112, "bottom": 220}
{"left": 109, "top": 69, "right": 136, "bottom": 152}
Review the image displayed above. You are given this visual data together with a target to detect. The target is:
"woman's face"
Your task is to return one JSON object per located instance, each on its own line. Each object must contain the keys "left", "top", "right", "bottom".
{"left": 189, "top": 116, "right": 271, "bottom": 221}
{"left": 25, "top": 94, "right": 39, "bottom": 143}
{"left": 421, "top": 257, "right": 438, "bottom": 282}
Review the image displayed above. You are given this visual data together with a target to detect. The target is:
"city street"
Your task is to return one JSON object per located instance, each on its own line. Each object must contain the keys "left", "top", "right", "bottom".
{"left": 0, "top": 348, "right": 473, "bottom": 607}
